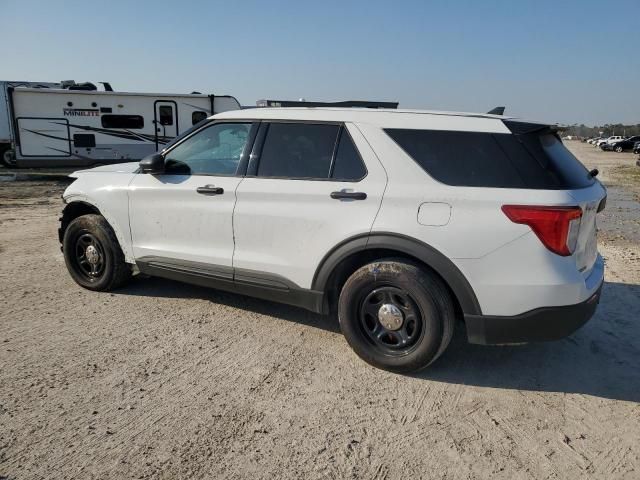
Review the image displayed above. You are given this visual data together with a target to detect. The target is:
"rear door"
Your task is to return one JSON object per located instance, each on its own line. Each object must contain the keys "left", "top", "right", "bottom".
{"left": 232, "top": 122, "right": 387, "bottom": 289}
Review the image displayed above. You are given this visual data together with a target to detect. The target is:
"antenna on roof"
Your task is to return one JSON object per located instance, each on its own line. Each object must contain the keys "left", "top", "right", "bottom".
{"left": 487, "top": 106, "right": 505, "bottom": 115}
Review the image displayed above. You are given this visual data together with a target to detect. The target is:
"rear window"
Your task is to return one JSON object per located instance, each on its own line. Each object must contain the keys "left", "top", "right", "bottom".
{"left": 385, "top": 125, "right": 594, "bottom": 189}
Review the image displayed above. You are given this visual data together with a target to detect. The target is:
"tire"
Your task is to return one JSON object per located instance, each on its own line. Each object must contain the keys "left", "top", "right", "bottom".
{"left": 615, "top": 146, "right": 623, "bottom": 153}
{"left": 63, "top": 214, "right": 132, "bottom": 291}
{"left": 2, "top": 148, "right": 15, "bottom": 167}
{"left": 338, "top": 259, "right": 455, "bottom": 373}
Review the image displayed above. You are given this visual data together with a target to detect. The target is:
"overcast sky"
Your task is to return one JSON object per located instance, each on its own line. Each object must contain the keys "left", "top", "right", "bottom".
{"left": 2, "top": 0, "right": 639, "bottom": 125}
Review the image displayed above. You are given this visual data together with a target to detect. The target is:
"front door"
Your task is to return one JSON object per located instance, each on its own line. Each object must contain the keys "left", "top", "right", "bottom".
{"left": 154, "top": 101, "right": 178, "bottom": 150}
{"left": 129, "top": 121, "right": 255, "bottom": 270}
{"left": 233, "top": 122, "right": 388, "bottom": 289}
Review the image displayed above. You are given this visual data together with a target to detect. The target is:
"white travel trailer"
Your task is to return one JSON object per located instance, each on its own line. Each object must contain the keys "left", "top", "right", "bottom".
{"left": 3, "top": 85, "right": 240, "bottom": 167}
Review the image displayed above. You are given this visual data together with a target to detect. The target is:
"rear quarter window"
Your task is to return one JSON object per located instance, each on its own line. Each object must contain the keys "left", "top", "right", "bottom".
{"left": 385, "top": 129, "right": 526, "bottom": 188}
{"left": 385, "top": 126, "right": 594, "bottom": 189}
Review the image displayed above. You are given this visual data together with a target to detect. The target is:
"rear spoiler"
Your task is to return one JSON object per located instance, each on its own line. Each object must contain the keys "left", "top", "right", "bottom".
{"left": 487, "top": 106, "right": 505, "bottom": 115}
{"left": 503, "top": 120, "right": 558, "bottom": 135}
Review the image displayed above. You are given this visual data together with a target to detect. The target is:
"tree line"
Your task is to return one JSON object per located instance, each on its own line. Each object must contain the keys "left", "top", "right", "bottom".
{"left": 559, "top": 123, "right": 640, "bottom": 138}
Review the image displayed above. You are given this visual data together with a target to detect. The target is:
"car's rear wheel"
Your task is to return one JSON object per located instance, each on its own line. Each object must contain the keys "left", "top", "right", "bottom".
{"left": 63, "top": 214, "right": 132, "bottom": 291}
{"left": 615, "top": 146, "right": 623, "bottom": 153}
{"left": 338, "top": 259, "right": 455, "bottom": 372}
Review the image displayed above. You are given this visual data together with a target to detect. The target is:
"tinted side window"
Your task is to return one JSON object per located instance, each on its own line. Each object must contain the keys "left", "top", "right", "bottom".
{"left": 386, "top": 129, "right": 526, "bottom": 188}
{"left": 257, "top": 123, "right": 339, "bottom": 178}
{"left": 495, "top": 131, "right": 593, "bottom": 189}
{"left": 164, "top": 123, "right": 251, "bottom": 175}
{"left": 537, "top": 134, "right": 592, "bottom": 187}
{"left": 101, "top": 115, "right": 144, "bottom": 129}
{"left": 331, "top": 130, "right": 367, "bottom": 180}
{"left": 386, "top": 128, "right": 594, "bottom": 189}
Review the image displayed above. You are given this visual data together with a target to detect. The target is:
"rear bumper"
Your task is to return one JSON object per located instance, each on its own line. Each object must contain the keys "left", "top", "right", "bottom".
{"left": 464, "top": 282, "right": 603, "bottom": 345}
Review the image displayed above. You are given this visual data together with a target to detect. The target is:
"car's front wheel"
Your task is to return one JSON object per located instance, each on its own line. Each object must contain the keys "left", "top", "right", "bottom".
{"left": 338, "top": 259, "right": 455, "bottom": 372}
{"left": 63, "top": 214, "right": 132, "bottom": 291}
{"left": 615, "top": 146, "right": 623, "bottom": 153}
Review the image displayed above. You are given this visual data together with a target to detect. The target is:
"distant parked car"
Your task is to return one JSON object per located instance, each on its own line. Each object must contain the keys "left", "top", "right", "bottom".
{"left": 601, "top": 136, "right": 640, "bottom": 152}
{"left": 633, "top": 141, "right": 640, "bottom": 155}
{"left": 596, "top": 136, "right": 625, "bottom": 147}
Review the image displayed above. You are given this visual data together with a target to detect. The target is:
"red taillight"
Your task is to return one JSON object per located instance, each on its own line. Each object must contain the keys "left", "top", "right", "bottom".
{"left": 502, "top": 205, "right": 583, "bottom": 256}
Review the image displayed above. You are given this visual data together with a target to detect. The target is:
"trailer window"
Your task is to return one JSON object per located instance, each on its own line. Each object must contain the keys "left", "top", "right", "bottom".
{"left": 159, "top": 106, "right": 173, "bottom": 126}
{"left": 101, "top": 115, "right": 144, "bottom": 129}
{"left": 192, "top": 111, "right": 208, "bottom": 125}
{"left": 74, "top": 134, "right": 96, "bottom": 148}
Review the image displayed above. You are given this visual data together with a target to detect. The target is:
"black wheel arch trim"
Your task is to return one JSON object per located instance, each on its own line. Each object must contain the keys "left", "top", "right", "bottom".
{"left": 312, "top": 232, "right": 482, "bottom": 316}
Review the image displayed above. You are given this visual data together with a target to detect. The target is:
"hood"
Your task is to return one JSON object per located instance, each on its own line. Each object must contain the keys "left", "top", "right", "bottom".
{"left": 69, "top": 162, "right": 139, "bottom": 178}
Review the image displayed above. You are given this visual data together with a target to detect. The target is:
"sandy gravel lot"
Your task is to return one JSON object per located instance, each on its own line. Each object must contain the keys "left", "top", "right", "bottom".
{"left": 1, "top": 142, "right": 639, "bottom": 479}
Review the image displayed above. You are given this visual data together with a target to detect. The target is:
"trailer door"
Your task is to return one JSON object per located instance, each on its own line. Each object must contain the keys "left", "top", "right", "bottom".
{"left": 154, "top": 100, "right": 178, "bottom": 150}
{"left": 16, "top": 117, "right": 71, "bottom": 157}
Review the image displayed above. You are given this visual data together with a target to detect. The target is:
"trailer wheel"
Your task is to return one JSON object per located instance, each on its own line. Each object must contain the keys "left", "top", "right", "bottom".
{"left": 2, "top": 149, "right": 16, "bottom": 166}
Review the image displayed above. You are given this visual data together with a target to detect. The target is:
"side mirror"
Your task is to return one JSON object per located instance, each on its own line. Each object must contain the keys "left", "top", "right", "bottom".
{"left": 139, "top": 153, "right": 164, "bottom": 174}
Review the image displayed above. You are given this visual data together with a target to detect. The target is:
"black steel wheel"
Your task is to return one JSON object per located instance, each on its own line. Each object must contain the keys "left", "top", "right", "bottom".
{"left": 338, "top": 259, "right": 455, "bottom": 372}
{"left": 359, "top": 286, "right": 424, "bottom": 355}
{"left": 72, "top": 231, "right": 106, "bottom": 281}
{"left": 63, "top": 214, "right": 131, "bottom": 291}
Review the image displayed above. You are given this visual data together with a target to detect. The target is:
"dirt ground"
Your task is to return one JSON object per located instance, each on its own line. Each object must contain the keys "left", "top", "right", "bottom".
{"left": 1, "top": 142, "right": 639, "bottom": 479}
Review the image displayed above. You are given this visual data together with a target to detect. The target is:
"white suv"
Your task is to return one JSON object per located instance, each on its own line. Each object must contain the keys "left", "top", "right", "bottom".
{"left": 59, "top": 107, "right": 606, "bottom": 372}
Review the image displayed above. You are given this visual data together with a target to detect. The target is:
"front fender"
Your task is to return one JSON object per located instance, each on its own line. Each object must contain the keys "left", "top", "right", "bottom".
{"left": 63, "top": 193, "right": 134, "bottom": 264}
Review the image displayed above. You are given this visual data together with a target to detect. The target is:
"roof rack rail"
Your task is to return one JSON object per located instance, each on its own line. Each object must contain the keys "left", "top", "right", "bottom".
{"left": 256, "top": 99, "right": 399, "bottom": 109}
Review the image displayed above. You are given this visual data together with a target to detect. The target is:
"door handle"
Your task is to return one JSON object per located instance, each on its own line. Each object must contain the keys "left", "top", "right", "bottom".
{"left": 330, "top": 191, "right": 367, "bottom": 200}
{"left": 196, "top": 185, "right": 224, "bottom": 195}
